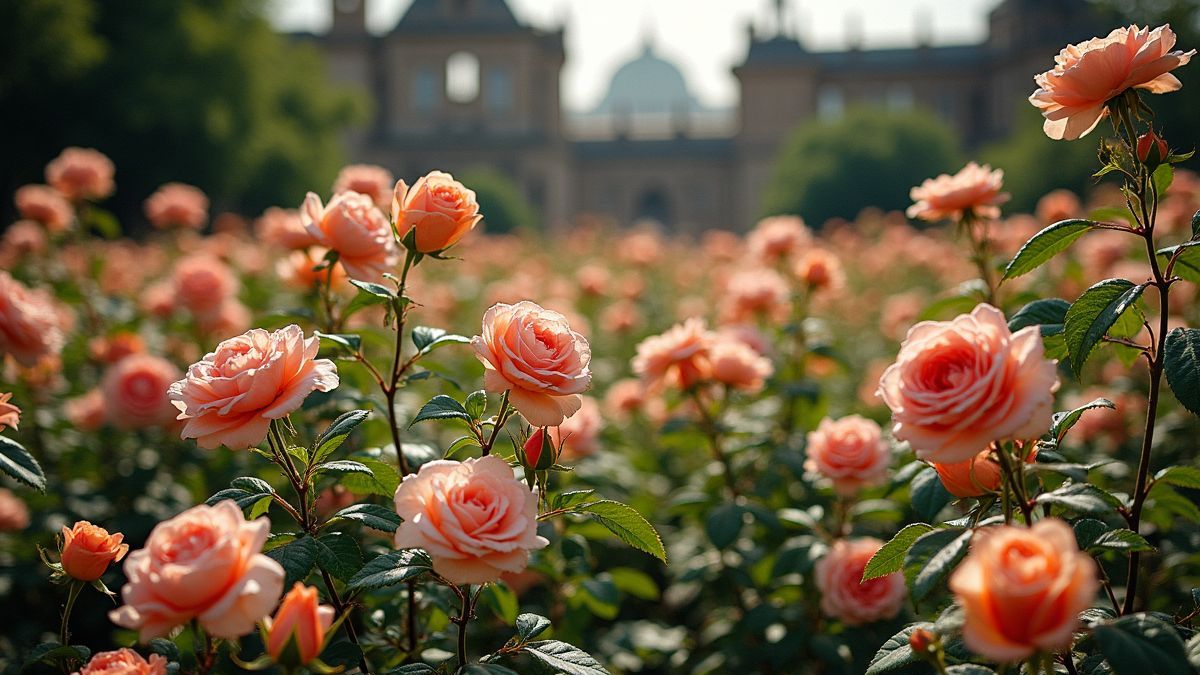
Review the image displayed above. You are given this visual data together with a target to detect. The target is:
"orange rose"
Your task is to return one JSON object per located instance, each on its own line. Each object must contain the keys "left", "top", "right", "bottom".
{"left": 0, "top": 392, "right": 20, "bottom": 433}
{"left": 949, "top": 519, "right": 1098, "bottom": 662}
{"left": 60, "top": 520, "right": 129, "bottom": 581}
{"left": 73, "top": 648, "right": 167, "bottom": 675}
{"left": 907, "top": 162, "right": 1009, "bottom": 222}
{"left": 303, "top": 190, "right": 399, "bottom": 282}
{"left": 45, "top": 147, "right": 115, "bottom": 202}
{"left": 1030, "top": 24, "right": 1195, "bottom": 140}
{"left": 102, "top": 354, "right": 182, "bottom": 429}
{"left": 815, "top": 538, "right": 907, "bottom": 626}
{"left": 805, "top": 415, "right": 891, "bottom": 495}
{"left": 392, "top": 171, "right": 482, "bottom": 253}
{"left": 266, "top": 583, "right": 335, "bottom": 666}
{"left": 932, "top": 449, "right": 1004, "bottom": 498}
{"left": 632, "top": 318, "right": 716, "bottom": 392}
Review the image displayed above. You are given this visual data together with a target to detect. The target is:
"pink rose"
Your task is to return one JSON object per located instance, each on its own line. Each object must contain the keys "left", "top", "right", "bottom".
{"left": 73, "top": 649, "right": 168, "bottom": 675}
{"left": 168, "top": 325, "right": 339, "bottom": 449}
{"left": 0, "top": 270, "right": 66, "bottom": 367}
{"left": 0, "top": 392, "right": 20, "bottom": 433}
{"left": 302, "top": 190, "right": 399, "bottom": 281}
{"left": 393, "top": 455, "right": 548, "bottom": 585}
{"left": 747, "top": 215, "right": 812, "bottom": 264}
{"left": 793, "top": 248, "right": 846, "bottom": 293}
{"left": 632, "top": 318, "right": 716, "bottom": 392}
{"left": 907, "top": 162, "right": 1010, "bottom": 222}
{"left": 0, "top": 488, "right": 30, "bottom": 532}
{"left": 65, "top": 389, "right": 107, "bottom": 431}
{"left": 805, "top": 415, "right": 891, "bottom": 495}
{"left": 720, "top": 269, "right": 790, "bottom": 324}
{"left": 144, "top": 182, "right": 208, "bottom": 230}
{"left": 171, "top": 254, "right": 239, "bottom": 318}
{"left": 472, "top": 301, "right": 592, "bottom": 427}
{"left": 878, "top": 304, "right": 1059, "bottom": 464}
{"left": 333, "top": 164, "right": 394, "bottom": 209}
{"left": 110, "top": 501, "right": 285, "bottom": 641}
{"left": 256, "top": 207, "right": 319, "bottom": 250}
{"left": 708, "top": 337, "right": 773, "bottom": 393}
{"left": 1035, "top": 189, "right": 1082, "bottom": 225}
{"left": 45, "top": 147, "right": 115, "bottom": 201}
{"left": 102, "top": 354, "right": 182, "bottom": 429}
{"left": 549, "top": 395, "right": 602, "bottom": 459}
{"left": 15, "top": 184, "right": 74, "bottom": 232}
{"left": 1030, "top": 24, "right": 1195, "bottom": 140}
{"left": 392, "top": 171, "right": 482, "bottom": 253}
{"left": 815, "top": 538, "right": 907, "bottom": 626}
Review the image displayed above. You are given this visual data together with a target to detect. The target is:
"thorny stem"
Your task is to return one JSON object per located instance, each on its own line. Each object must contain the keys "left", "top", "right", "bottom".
{"left": 386, "top": 249, "right": 419, "bottom": 476}
{"left": 450, "top": 584, "right": 475, "bottom": 668}
{"left": 962, "top": 212, "right": 998, "bottom": 305}
{"left": 993, "top": 442, "right": 1033, "bottom": 525}
{"left": 479, "top": 391, "right": 513, "bottom": 456}
{"left": 59, "top": 580, "right": 83, "bottom": 646}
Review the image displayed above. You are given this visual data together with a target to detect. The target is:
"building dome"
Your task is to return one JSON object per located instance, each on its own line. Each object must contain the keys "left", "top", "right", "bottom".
{"left": 591, "top": 39, "right": 702, "bottom": 116}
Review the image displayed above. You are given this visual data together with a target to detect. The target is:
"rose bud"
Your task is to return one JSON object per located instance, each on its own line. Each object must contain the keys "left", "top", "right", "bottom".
{"left": 521, "top": 427, "right": 558, "bottom": 471}
{"left": 1136, "top": 131, "right": 1169, "bottom": 167}
{"left": 266, "top": 583, "right": 335, "bottom": 668}
{"left": 909, "top": 627, "right": 937, "bottom": 653}
{"left": 392, "top": 171, "right": 482, "bottom": 254}
{"left": 60, "top": 521, "right": 129, "bottom": 582}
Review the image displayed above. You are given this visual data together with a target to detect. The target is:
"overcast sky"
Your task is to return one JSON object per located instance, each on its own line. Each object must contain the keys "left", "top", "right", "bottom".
{"left": 269, "top": 0, "right": 1003, "bottom": 111}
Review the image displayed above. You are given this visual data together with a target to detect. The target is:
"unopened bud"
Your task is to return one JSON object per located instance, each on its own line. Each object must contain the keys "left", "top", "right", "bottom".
{"left": 1136, "top": 131, "right": 1168, "bottom": 167}
{"left": 909, "top": 627, "right": 937, "bottom": 654}
{"left": 521, "top": 428, "right": 557, "bottom": 471}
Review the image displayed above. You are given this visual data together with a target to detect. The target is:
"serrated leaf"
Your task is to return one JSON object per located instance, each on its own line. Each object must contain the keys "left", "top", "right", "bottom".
{"left": 910, "top": 467, "right": 953, "bottom": 522}
{"left": 521, "top": 641, "right": 610, "bottom": 675}
{"left": 412, "top": 326, "right": 471, "bottom": 354}
{"left": 863, "top": 523, "right": 934, "bottom": 581}
{"left": 516, "top": 613, "right": 552, "bottom": 641}
{"left": 1164, "top": 328, "right": 1200, "bottom": 416}
{"left": 903, "top": 528, "right": 972, "bottom": 607}
{"left": 464, "top": 390, "right": 488, "bottom": 419}
{"left": 865, "top": 623, "right": 932, "bottom": 675}
{"left": 337, "top": 458, "right": 400, "bottom": 498}
{"left": 705, "top": 503, "right": 745, "bottom": 549}
{"left": 946, "top": 666, "right": 996, "bottom": 674}
{"left": 552, "top": 490, "right": 596, "bottom": 511}
{"left": 346, "top": 549, "right": 432, "bottom": 593}
{"left": 1191, "top": 208, "right": 1200, "bottom": 241}
{"left": 230, "top": 476, "right": 274, "bottom": 495}
{"left": 315, "top": 533, "right": 363, "bottom": 581}
{"left": 1051, "top": 397, "right": 1116, "bottom": 442}
{"left": 1154, "top": 465, "right": 1200, "bottom": 489}
{"left": 314, "top": 410, "right": 371, "bottom": 464}
{"left": 1008, "top": 298, "right": 1070, "bottom": 336}
{"left": 1003, "top": 219, "right": 1096, "bottom": 280}
{"left": 328, "top": 503, "right": 402, "bottom": 533}
{"left": 1064, "top": 279, "right": 1145, "bottom": 374}
{"left": 1152, "top": 163, "right": 1175, "bottom": 196}
{"left": 410, "top": 395, "right": 471, "bottom": 426}
{"left": 1089, "top": 529, "right": 1155, "bottom": 554}
{"left": 0, "top": 435, "right": 46, "bottom": 491}
{"left": 1094, "top": 613, "right": 1191, "bottom": 675}
{"left": 1073, "top": 518, "right": 1110, "bottom": 551}
{"left": 349, "top": 279, "right": 394, "bottom": 298}
{"left": 577, "top": 500, "right": 667, "bottom": 562}
{"left": 317, "top": 460, "right": 374, "bottom": 477}
{"left": 386, "top": 664, "right": 438, "bottom": 674}
{"left": 1151, "top": 484, "right": 1200, "bottom": 523}
{"left": 1036, "top": 483, "right": 1120, "bottom": 515}
{"left": 267, "top": 536, "right": 318, "bottom": 587}
{"left": 315, "top": 331, "right": 362, "bottom": 354}
{"left": 206, "top": 488, "right": 266, "bottom": 510}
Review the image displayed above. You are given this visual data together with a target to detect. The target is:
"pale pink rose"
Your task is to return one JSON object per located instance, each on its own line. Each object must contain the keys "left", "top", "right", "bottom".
{"left": 15, "top": 184, "right": 74, "bottom": 232}
{"left": 805, "top": 415, "right": 891, "bottom": 495}
{"left": 256, "top": 207, "right": 318, "bottom": 249}
{"left": 171, "top": 254, "right": 239, "bottom": 318}
{"left": 472, "top": 301, "right": 592, "bottom": 427}
{"left": 576, "top": 264, "right": 611, "bottom": 296}
{"left": 303, "top": 191, "right": 399, "bottom": 281}
{"left": 1035, "top": 189, "right": 1082, "bottom": 224}
{"left": 908, "top": 163, "right": 1010, "bottom": 222}
{"left": 392, "top": 171, "right": 482, "bottom": 253}
{"left": 702, "top": 229, "right": 743, "bottom": 262}
{"left": 598, "top": 300, "right": 643, "bottom": 333}
{"left": 619, "top": 230, "right": 665, "bottom": 266}
{"left": 65, "top": 389, "right": 107, "bottom": 431}
{"left": 0, "top": 488, "right": 29, "bottom": 531}
{"left": 815, "top": 538, "right": 907, "bottom": 626}
{"left": 393, "top": 455, "right": 549, "bottom": 584}
{"left": 880, "top": 292, "right": 925, "bottom": 341}
{"left": 73, "top": 648, "right": 168, "bottom": 675}
{"left": 0, "top": 392, "right": 19, "bottom": 433}
{"left": 45, "top": 147, "right": 115, "bottom": 201}
{"left": 718, "top": 324, "right": 773, "bottom": 357}
{"left": 168, "top": 325, "right": 339, "bottom": 450}
{"left": 102, "top": 354, "right": 182, "bottom": 429}
{"left": 334, "top": 164, "right": 394, "bottom": 209}
{"left": 603, "top": 378, "right": 647, "bottom": 422}
{"left": 747, "top": 215, "right": 812, "bottom": 264}
{"left": 144, "top": 183, "right": 208, "bottom": 230}
{"left": 878, "top": 304, "right": 1059, "bottom": 464}
{"left": 1030, "top": 24, "right": 1195, "bottom": 140}
{"left": 709, "top": 337, "right": 773, "bottom": 393}
{"left": 139, "top": 282, "right": 176, "bottom": 319}
{"left": 720, "top": 269, "right": 790, "bottom": 324}
{"left": 793, "top": 248, "right": 846, "bottom": 293}
{"left": 550, "top": 396, "right": 602, "bottom": 459}
{"left": 949, "top": 519, "right": 1098, "bottom": 661}
{"left": 0, "top": 271, "right": 66, "bottom": 367}
{"left": 110, "top": 501, "right": 285, "bottom": 641}
{"left": 632, "top": 318, "right": 717, "bottom": 392}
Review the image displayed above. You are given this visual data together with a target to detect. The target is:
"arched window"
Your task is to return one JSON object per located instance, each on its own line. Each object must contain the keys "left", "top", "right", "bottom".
{"left": 446, "top": 52, "right": 480, "bottom": 103}
{"left": 635, "top": 187, "right": 671, "bottom": 226}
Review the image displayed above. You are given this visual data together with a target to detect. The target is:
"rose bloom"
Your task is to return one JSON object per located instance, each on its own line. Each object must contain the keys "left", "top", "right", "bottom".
{"left": 302, "top": 190, "right": 399, "bottom": 281}
{"left": 266, "top": 583, "right": 335, "bottom": 666}
{"left": 169, "top": 325, "right": 339, "bottom": 450}
{"left": 0, "top": 488, "right": 30, "bottom": 532}
{"left": 61, "top": 520, "right": 129, "bottom": 581}
{"left": 73, "top": 649, "right": 168, "bottom": 675}
{"left": 392, "top": 171, "right": 482, "bottom": 253}
{"left": 15, "top": 184, "right": 74, "bottom": 232}
{"left": 1035, "top": 189, "right": 1082, "bottom": 224}
{"left": 102, "top": 354, "right": 182, "bottom": 429}
{"left": 747, "top": 215, "right": 812, "bottom": 264}
{"left": 603, "top": 378, "right": 647, "bottom": 422}
{"left": 709, "top": 337, "right": 773, "bottom": 393}
{"left": 472, "top": 301, "right": 592, "bottom": 427}
{"left": 815, "top": 538, "right": 907, "bottom": 626}
{"left": 65, "top": 389, "right": 107, "bottom": 431}
{"left": 333, "top": 163, "right": 394, "bottom": 208}
{"left": 88, "top": 331, "right": 146, "bottom": 364}
{"left": 0, "top": 270, "right": 67, "bottom": 367}
{"left": 256, "top": 207, "right": 318, "bottom": 249}
{"left": 878, "top": 304, "right": 1059, "bottom": 464}
{"left": 0, "top": 392, "right": 20, "bottom": 433}
{"left": 393, "top": 455, "right": 549, "bottom": 585}
{"left": 1030, "top": 24, "right": 1195, "bottom": 141}
{"left": 550, "top": 395, "right": 602, "bottom": 459}
{"left": 933, "top": 449, "right": 1004, "bottom": 498}
{"left": 277, "top": 247, "right": 348, "bottom": 290}
{"left": 794, "top": 248, "right": 846, "bottom": 293}
{"left": 720, "top": 269, "right": 790, "bottom": 324}
{"left": 144, "top": 182, "right": 208, "bottom": 230}
{"left": 949, "top": 519, "right": 1098, "bottom": 662}
{"left": 171, "top": 254, "right": 239, "bottom": 318}
{"left": 632, "top": 318, "right": 716, "bottom": 392}
{"left": 45, "top": 147, "right": 115, "bottom": 201}
{"left": 908, "top": 162, "right": 1010, "bottom": 222}
{"left": 194, "top": 300, "right": 253, "bottom": 338}
{"left": 805, "top": 415, "right": 891, "bottom": 495}
{"left": 2, "top": 220, "right": 48, "bottom": 257}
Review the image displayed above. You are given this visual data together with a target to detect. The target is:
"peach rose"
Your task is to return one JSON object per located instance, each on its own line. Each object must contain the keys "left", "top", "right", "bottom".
{"left": 794, "top": 248, "right": 846, "bottom": 293}
{"left": 277, "top": 247, "right": 347, "bottom": 290}
{"left": 45, "top": 147, "right": 115, "bottom": 201}
{"left": 110, "top": 501, "right": 284, "bottom": 641}
{"left": 65, "top": 389, "right": 107, "bottom": 431}
{"left": 334, "top": 164, "right": 394, "bottom": 209}
{"left": 88, "top": 332, "right": 146, "bottom": 364}
{"left": 0, "top": 392, "right": 20, "bottom": 433}
{"left": 102, "top": 354, "right": 182, "bottom": 429}
{"left": 747, "top": 215, "right": 812, "bottom": 264}
{"left": 393, "top": 455, "right": 548, "bottom": 585}
{"left": 256, "top": 207, "right": 318, "bottom": 250}
{"left": 878, "top": 304, "right": 1059, "bottom": 464}
{"left": 168, "top": 325, "right": 339, "bottom": 450}
{"left": 392, "top": 171, "right": 482, "bottom": 253}
{"left": 15, "top": 184, "right": 74, "bottom": 232}
{"left": 949, "top": 519, "right": 1098, "bottom": 662}
{"left": 709, "top": 337, "right": 773, "bottom": 393}
{"left": 171, "top": 254, "right": 239, "bottom": 318}
{"left": 0, "top": 488, "right": 30, "bottom": 531}
{"left": 720, "top": 269, "right": 790, "bottom": 324}
{"left": 1036, "top": 190, "right": 1083, "bottom": 225}
{"left": 632, "top": 318, "right": 716, "bottom": 392}
{"left": 3, "top": 220, "right": 48, "bottom": 257}
{"left": 0, "top": 270, "right": 66, "bottom": 367}
{"left": 908, "top": 162, "right": 1010, "bottom": 222}
{"left": 303, "top": 190, "right": 399, "bottom": 281}
{"left": 73, "top": 649, "right": 168, "bottom": 675}
{"left": 61, "top": 520, "right": 129, "bottom": 581}
{"left": 1030, "top": 25, "right": 1195, "bottom": 141}
{"left": 144, "top": 182, "right": 208, "bottom": 230}
{"left": 805, "top": 415, "right": 891, "bottom": 495}
{"left": 266, "top": 583, "right": 335, "bottom": 666}
{"left": 472, "top": 301, "right": 592, "bottom": 427}
{"left": 194, "top": 300, "right": 252, "bottom": 338}
{"left": 932, "top": 449, "right": 1004, "bottom": 498}
{"left": 815, "top": 538, "right": 907, "bottom": 626}
{"left": 550, "top": 395, "right": 602, "bottom": 459}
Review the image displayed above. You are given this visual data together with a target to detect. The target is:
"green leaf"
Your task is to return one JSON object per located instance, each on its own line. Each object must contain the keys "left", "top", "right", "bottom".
{"left": 516, "top": 613, "right": 552, "bottom": 641}
{"left": 386, "top": 664, "right": 438, "bottom": 674}
{"left": 410, "top": 395, "right": 471, "bottom": 426}
{"left": 863, "top": 523, "right": 934, "bottom": 581}
{"left": 1154, "top": 465, "right": 1200, "bottom": 489}
{"left": 316, "top": 460, "right": 373, "bottom": 478}
{"left": 342, "top": 281, "right": 394, "bottom": 320}
{"left": 1089, "top": 529, "right": 1155, "bottom": 554}
{"left": 1151, "top": 484, "right": 1200, "bottom": 523}
{"left": 607, "top": 567, "right": 660, "bottom": 600}
{"left": 521, "top": 641, "right": 611, "bottom": 675}
{"left": 462, "top": 665, "right": 520, "bottom": 675}
{"left": 1073, "top": 518, "right": 1110, "bottom": 551}
{"left": 336, "top": 458, "right": 400, "bottom": 498}
{"left": 206, "top": 487, "right": 268, "bottom": 510}
{"left": 267, "top": 536, "right": 318, "bottom": 587}
{"left": 1093, "top": 613, "right": 1191, "bottom": 675}
{"left": 1152, "top": 163, "right": 1175, "bottom": 196}
{"left": 946, "top": 667, "right": 996, "bottom": 675}
{"left": 464, "top": 390, "right": 488, "bottom": 420}
{"left": 1036, "top": 483, "right": 1121, "bottom": 515}
{"left": 1051, "top": 397, "right": 1116, "bottom": 442}
{"left": 577, "top": 500, "right": 667, "bottom": 562}
{"left": 0, "top": 435, "right": 45, "bottom": 491}
{"left": 903, "top": 528, "right": 972, "bottom": 607}
{"left": 230, "top": 476, "right": 274, "bottom": 495}
{"left": 313, "top": 410, "right": 371, "bottom": 464}
{"left": 705, "top": 503, "right": 745, "bottom": 549}
{"left": 1164, "top": 328, "right": 1200, "bottom": 416}
{"left": 314, "top": 532, "right": 362, "bottom": 581}
{"left": 328, "top": 503, "right": 402, "bottom": 533}
{"left": 1008, "top": 298, "right": 1070, "bottom": 336}
{"left": 1192, "top": 208, "right": 1200, "bottom": 241}
{"left": 578, "top": 575, "right": 620, "bottom": 619}
{"left": 315, "top": 331, "right": 362, "bottom": 354}
{"left": 346, "top": 549, "right": 432, "bottom": 593}
{"left": 552, "top": 489, "right": 596, "bottom": 511}
{"left": 1003, "top": 219, "right": 1096, "bottom": 280}
{"left": 481, "top": 581, "right": 520, "bottom": 624}
{"left": 1161, "top": 243, "right": 1200, "bottom": 284}
{"left": 910, "top": 467, "right": 953, "bottom": 522}
{"left": 1064, "top": 279, "right": 1145, "bottom": 374}
{"left": 412, "top": 326, "right": 471, "bottom": 354}
{"left": 865, "top": 624, "right": 932, "bottom": 675}
{"left": 349, "top": 279, "right": 394, "bottom": 299}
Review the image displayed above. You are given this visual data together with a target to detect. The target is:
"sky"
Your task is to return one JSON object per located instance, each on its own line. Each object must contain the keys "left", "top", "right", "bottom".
{"left": 269, "top": 0, "right": 1003, "bottom": 111}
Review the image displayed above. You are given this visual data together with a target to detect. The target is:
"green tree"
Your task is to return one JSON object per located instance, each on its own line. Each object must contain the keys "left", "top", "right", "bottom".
{"left": 981, "top": 105, "right": 1099, "bottom": 213}
{"left": 761, "top": 107, "right": 962, "bottom": 226}
{"left": 459, "top": 168, "right": 540, "bottom": 234}
{"left": 0, "top": 0, "right": 365, "bottom": 228}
